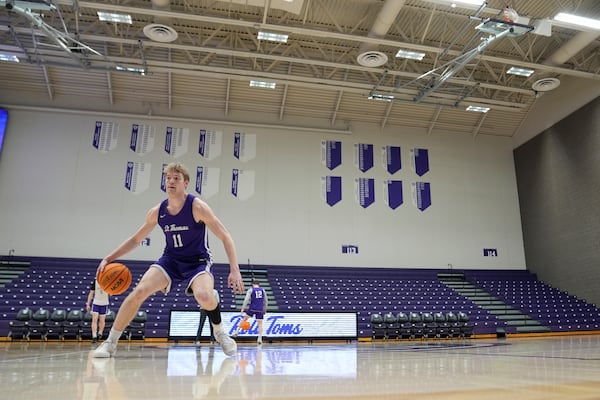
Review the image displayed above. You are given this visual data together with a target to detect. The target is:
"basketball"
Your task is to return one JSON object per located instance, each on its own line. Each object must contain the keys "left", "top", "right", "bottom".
{"left": 98, "top": 262, "right": 132, "bottom": 295}
{"left": 502, "top": 7, "right": 518, "bottom": 23}
{"left": 240, "top": 320, "right": 251, "bottom": 331}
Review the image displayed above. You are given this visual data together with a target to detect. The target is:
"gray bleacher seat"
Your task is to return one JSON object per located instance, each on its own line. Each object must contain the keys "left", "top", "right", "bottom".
{"left": 62, "top": 309, "right": 83, "bottom": 340}
{"left": 457, "top": 312, "right": 474, "bottom": 338}
{"left": 370, "top": 312, "right": 386, "bottom": 340}
{"left": 125, "top": 310, "right": 148, "bottom": 340}
{"left": 27, "top": 308, "right": 50, "bottom": 340}
{"left": 45, "top": 309, "right": 67, "bottom": 340}
{"left": 383, "top": 312, "right": 399, "bottom": 339}
{"left": 422, "top": 312, "right": 437, "bottom": 339}
{"left": 8, "top": 307, "right": 32, "bottom": 340}
{"left": 409, "top": 312, "right": 424, "bottom": 339}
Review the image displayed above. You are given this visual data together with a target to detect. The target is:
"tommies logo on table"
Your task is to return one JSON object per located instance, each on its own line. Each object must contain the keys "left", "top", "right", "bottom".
{"left": 229, "top": 314, "right": 302, "bottom": 336}
{"left": 223, "top": 312, "right": 357, "bottom": 338}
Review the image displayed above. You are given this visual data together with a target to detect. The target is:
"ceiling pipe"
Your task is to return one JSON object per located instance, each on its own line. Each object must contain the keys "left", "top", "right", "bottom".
{"left": 543, "top": 30, "right": 600, "bottom": 66}
{"left": 534, "top": 30, "right": 600, "bottom": 93}
{"left": 356, "top": 0, "right": 405, "bottom": 67}
{"left": 151, "top": 0, "right": 171, "bottom": 25}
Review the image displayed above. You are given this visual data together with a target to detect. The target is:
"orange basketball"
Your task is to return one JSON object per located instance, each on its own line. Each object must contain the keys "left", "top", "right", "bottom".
{"left": 240, "top": 320, "right": 251, "bottom": 331}
{"left": 98, "top": 262, "right": 132, "bottom": 295}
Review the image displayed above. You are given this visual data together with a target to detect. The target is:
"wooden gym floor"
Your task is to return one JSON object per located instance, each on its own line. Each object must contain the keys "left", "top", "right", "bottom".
{"left": 1, "top": 334, "right": 600, "bottom": 400}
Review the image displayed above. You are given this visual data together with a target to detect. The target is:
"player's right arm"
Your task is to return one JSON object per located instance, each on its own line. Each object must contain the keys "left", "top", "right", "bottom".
{"left": 96, "top": 205, "right": 159, "bottom": 276}
{"left": 241, "top": 288, "right": 252, "bottom": 312}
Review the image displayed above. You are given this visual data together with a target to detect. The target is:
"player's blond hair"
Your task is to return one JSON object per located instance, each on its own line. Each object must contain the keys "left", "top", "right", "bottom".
{"left": 165, "top": 162, "right": 190, "bottom": 182}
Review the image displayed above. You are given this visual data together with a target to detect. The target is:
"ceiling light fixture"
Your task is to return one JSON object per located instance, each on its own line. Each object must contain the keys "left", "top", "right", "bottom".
{"left": 368, "top": 93, "right": 394, "bottom": 101}
{"left": 507, "top": 66, "right": 534, "bottom": 77}
{"left": 250, "top": 80, "right": 276, "bottom": 89}
{"left": 466, "top": 105, "right": 490, "bottom": 113}
{"left": 433, "top": 0, "right": 485, "bottom": 8}
{"left": 396, "top": 49, "right": 426, "bottom": 60}
{"left": 553, "top": 13, "right": 600, "bottom": 30}
{"left": 257, "top": 31, "right": 288, "bottom": 43}
{"left": 0, "top": 53, "right": 19, "bottom": 63}
{"left": 116, "top": 65, "right": 146, "bottom": 75}
{"left": 97, "top": 11, "right": 133, "bottom": 24}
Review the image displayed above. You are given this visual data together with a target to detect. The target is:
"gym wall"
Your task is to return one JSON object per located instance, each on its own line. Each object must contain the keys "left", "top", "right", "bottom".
{"left": 0, "top": 107, "right": 525, "bottom": 270}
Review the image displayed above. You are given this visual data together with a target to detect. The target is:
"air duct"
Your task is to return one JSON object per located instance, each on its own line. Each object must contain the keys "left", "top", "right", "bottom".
{"left": 146, "top": 0, "right": 177, "bottom": 42}
{"left": 544, "top": 30, "right": 600, "bottom": 66}
{"left": 356, "top": 0, "right": 406, "bottom": 67}
{"left": 536, "top": 30, "right": 600, "bottom": 93}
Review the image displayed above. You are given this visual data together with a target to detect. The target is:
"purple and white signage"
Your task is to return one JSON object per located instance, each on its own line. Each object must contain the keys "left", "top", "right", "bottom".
{"left": 130, "top": 123, "right": 155, "bottom": 155}
{"left": 410, "top": 147, "right": 430, "bottom": 176}
{"left": 172, "top": 311, "right": 357, "bottom": 340}
{"left": 354, "top": 143, "right": 374, "bottom": 172}
{"left": 384, "top": 180, "right": 403, "bottom": 210}
{"left": 382, "top": 145, "right": 401, "bottom": 174}
{"left": 164, "top": 126, "right": 189, "bottom": 158}
{"left": 124, "top": 161, "right": 151, "bottom": 194}
{"left": 92, "top": 120, "right": 119, "bottom": 153}
{"left": 412, "top": 181, "right": 431, "bottom": 211}
{"left": 322, "top": 176, "right": 342, "bottom": 206}
{"left": 355, "top": 177, "right": 375, "bottom": 208}
{"left": 195, "top": 166, "right": 220, "bottom": 198}
{"left": 483, "top": 248, "right": 498, "bottom": 257}
{"left": 198, "top": 129, "right": 223, "bottom": 160}
{"left": 233, "top": 131, "right": 257, "bottom": 162}
{"left": 342, "top": 244, "right": 359, "bottom": 254}
{"left": 231, "top": 168, "right": 255, "bottom": 200}
{"left": 321, "top": 140, "right": 342, "bottom": 170}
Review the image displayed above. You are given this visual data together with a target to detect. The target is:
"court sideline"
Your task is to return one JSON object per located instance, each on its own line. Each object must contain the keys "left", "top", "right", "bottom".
{"left": 1, "top": 334, "right": 599, "bottom": 399}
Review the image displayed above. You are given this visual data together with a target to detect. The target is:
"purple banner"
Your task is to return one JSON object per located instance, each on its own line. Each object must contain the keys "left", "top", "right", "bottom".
{"left": 324, "top": 176, "right": 342, "bottom": 206}
{"left": 130, "top": 124, "right": 139, "bottom": 152}
{"left": 323, "top": 140, "right": 342, "bottom": 170}
{"left": 199, "top": 129, "right": 207, "bottom": 157}
{"left": 233, "top": 132, "right": 241, "bottom": 159}
{"left": 164, "top": 127, "right": 173, "bottom": 154}
{"left": 92, "top": 121, "right": 102, "bottom": 149}
{"left": 412, "top": 148, "right": 430, "bottom": 177}
{"left": 356, "top": 143, "right": 374, "bottom": 172}
{"left": 385, "top": 180, "right": 403, "bottom": 210}
{"left": 414, "top": 181, "right": 431, "bottom": 211}
{"left": 231, "top": 169, "right": 239, "bottom": 197}
{"left": 196, "top": 166, "right": 203, "bottom": 194}
{"left": 357, "top": 177, "right": 375, "bottom": 208}
{"left": 385, "top": 146, "right": 401, "bottom": 174}
{"left": 124, "top": 161, "right": 134, "bottom": 191}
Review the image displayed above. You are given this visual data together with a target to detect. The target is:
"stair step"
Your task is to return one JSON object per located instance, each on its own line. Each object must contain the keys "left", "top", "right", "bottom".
{"left": 488, "top": 309, "right": 521, "bottom": 315}
{"left": 516, "top": 325, "right": 551, "bottom": 333}
{"left": 497, "top": 314, "right": 530, "bottom": 321}
{"left": 437, "top": 273, "right": 465, "bottom": 281}
{"left": 506, "top": 319, "right": 542, "bottom": 326}
{"left": 484, "top": 305, "right": 517, "bottom": 311}
{"left": 473, "top": 300, "right": 505, "bottom": 305}
{"left": 444, "top": 282, "right": 475, "bottom": 288}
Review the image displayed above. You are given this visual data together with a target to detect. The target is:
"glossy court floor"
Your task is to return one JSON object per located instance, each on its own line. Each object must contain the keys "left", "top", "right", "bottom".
{"left": 1, "top": 335, "right": 600, "bottom": 400}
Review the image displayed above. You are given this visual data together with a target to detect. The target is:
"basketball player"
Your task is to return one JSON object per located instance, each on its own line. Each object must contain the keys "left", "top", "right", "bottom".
{"left": 86, "top": 278, "right": 109, "bottom": 343}
{"left": 233, "top": 280, "right": 268, "bottom": 345}
{"left": 93, "top": 162, "right": 244, "bottom": 358}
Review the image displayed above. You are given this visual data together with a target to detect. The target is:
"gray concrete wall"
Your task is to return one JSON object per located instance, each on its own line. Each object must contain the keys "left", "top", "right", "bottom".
{"left": 514, "top": 96, "right": 600, "bottom": 306}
